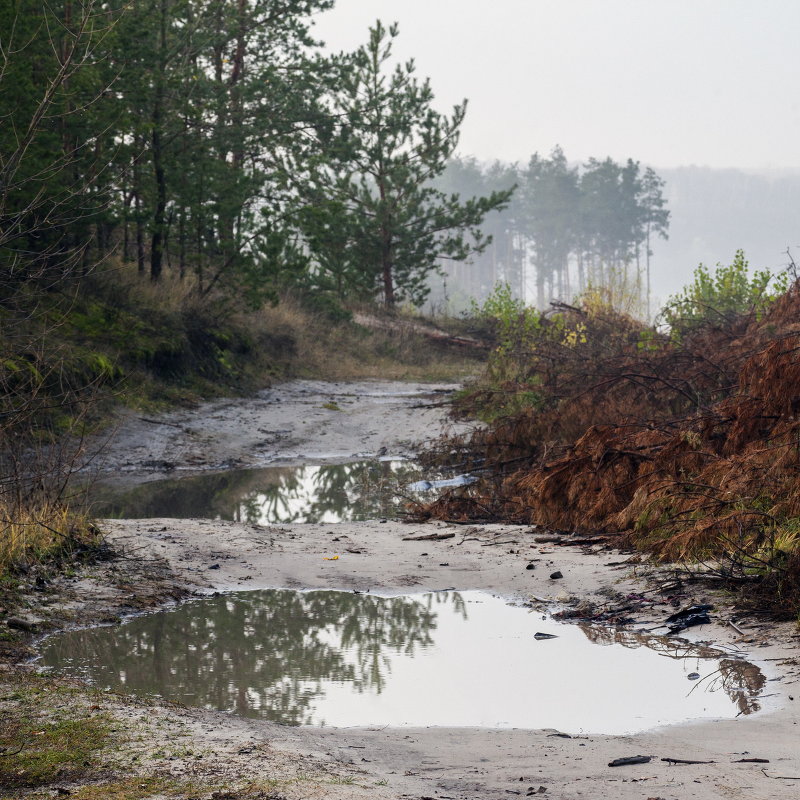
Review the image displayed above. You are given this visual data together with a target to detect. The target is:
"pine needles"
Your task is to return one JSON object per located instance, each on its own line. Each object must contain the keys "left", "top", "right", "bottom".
{"left": 421, "top": 279, "right": 800, "bottom": 617}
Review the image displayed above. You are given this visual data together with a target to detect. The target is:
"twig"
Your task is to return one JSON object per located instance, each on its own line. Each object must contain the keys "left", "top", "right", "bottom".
{"left": 762, "top": 769, "right": 800, "bottom": 780}
{"left": 661, "top": 757, "right": 715, "bottom": 765}
{"left": 728, "top": 619, "right": 747, "bottom": 636}
{"left": 137, "top": 416, "right": 184, "bottom": 428}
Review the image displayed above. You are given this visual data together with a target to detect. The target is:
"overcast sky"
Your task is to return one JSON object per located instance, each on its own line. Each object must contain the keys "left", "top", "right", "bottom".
{"left": 312, "top": 1, "right": 800, "bottom": 171}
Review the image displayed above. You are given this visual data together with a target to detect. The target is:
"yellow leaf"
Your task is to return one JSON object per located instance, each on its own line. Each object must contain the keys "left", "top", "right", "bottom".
{"left": 323, "top": 555, "right": 339, "bottom": 561}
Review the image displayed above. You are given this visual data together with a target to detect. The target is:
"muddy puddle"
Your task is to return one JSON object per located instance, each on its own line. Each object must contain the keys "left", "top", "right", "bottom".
{"left": 88, "top": 460, "right": 435, "bottom": 524}
{"left": 37, "top": 589, "right": 767, "bottom": 734}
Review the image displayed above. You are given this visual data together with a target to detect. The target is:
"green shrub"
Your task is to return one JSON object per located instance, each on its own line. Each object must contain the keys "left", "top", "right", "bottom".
{"left": 660, "top": 250, "right": 787, "bottom": 338}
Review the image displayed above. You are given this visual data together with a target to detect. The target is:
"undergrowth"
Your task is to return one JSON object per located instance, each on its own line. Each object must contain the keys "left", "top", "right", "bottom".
{"left": 5, "top": 262, "right": 483, "bottom": 421}
{"left": 0, "top": 502, "right": 102, "bottom": 576}
{"left": 420, "top": 256, "right": 800, "bottom": 618}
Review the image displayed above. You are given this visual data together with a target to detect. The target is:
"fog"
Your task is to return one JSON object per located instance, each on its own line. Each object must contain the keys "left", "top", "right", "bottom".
{"left": 314, "top": 2, "right": 800, "bottom": 308}
{"left": 313, "top": 1, "right": 800, "bottom": 170}
{"left": 649, "top": 166, "right": 800, "bottom": 304}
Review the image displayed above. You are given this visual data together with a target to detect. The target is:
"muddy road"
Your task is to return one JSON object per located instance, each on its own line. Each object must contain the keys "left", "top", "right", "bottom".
{"left": 10, "top": 380, "right": 800, "bottom": 800}
{"left": 84, "top": 380, "right": 463, "bottom": 487}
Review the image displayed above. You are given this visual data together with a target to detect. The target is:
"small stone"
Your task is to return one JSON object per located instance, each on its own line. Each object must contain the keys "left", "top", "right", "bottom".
{"left": 525, "top": 563, "right": 535, "bottom": 571}
{"left": 687, "top": 672, "right": 701, "bottom": 680}
{"left": 208, "top": 564, "right": 220, "bottom": 570}
{"left": 549, "top": 571, "right": 563, "bottom": 580}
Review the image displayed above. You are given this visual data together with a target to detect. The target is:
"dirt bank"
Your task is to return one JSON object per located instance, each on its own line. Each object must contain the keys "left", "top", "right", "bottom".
{"left": 4, "top": 380, "right": 800, "bottom": 800}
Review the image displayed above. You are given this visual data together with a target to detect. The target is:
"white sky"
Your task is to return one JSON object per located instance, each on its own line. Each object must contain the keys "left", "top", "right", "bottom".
{"left": 312, "top": 0, "right": 800, "bottom": 170}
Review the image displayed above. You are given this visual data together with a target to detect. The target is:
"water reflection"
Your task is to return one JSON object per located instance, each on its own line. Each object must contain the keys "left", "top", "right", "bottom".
{"left": 39, "top": 590, "right": 461, "bottom": 725}
{"left": 38, "top": 590, "right": 768, "bottom": 732}
{"left": 577, "top": 624, "right": 765, "bottom": 715}
{"left": 90, "top": 461, "right": 424, "bottom": 523}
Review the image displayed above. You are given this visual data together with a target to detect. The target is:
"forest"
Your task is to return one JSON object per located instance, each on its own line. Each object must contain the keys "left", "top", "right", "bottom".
{"left": 1, "top": 0, "right": 672, "bottom": 318}
{"left": 430, "top": 150, "right": 669, "bottom": 316}
{"left": 0, "top": 1, "right": 516, "bottom": 314}
{"left": 3, "top": 3, "right": 800, "bottom": 797}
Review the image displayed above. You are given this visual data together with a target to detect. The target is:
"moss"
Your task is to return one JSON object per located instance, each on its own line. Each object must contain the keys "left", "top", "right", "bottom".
{"left": 0, "top": 701, "right": 114, "bottom": 791}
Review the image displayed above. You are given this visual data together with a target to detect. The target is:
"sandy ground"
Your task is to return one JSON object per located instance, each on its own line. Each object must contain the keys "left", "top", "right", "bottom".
{"left": 83, "top": 380, "right": 464, "bottom": 486}
{"left": 9, "top": 380, "right": 800, "bottom": 800}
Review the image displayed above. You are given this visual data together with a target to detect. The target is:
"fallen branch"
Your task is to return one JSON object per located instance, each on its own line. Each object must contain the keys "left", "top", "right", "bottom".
{"left": 608, "top": 756, "right": 651, "bottom": 767}
{"left": 661, "top": 757, "right": 715, "bottom": 765}
{"left": 402, "top": 532, "right": 456, "bottom": 542}
{"left": 555, "top": 535, "right": 609, "bottom": 546}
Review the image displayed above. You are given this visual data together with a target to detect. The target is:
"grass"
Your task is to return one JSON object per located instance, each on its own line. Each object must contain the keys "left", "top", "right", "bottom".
{"left": 0, "top": 502, "right": 102, "bottom": 576}
{"left": 0, "top": 677, "right": 115, "bottom": 793}
{"left": 0, "top": 674, "right": 296, "bottom": 800}
{"left": 256, "top": 294, "right": 483, "bottom": 383}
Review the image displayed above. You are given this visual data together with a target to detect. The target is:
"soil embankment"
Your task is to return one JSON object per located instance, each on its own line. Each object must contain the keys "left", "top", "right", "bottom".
{"left": 4, "top": 380, "right": 800, "bottom": 800}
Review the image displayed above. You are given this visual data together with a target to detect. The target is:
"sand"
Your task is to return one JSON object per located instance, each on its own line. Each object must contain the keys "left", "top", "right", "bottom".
{"left": 14, "top": 380, "right": 800, "bottom": 800}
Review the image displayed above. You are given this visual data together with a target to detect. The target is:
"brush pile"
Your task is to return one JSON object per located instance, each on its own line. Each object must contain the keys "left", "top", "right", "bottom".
{"left": 422, "top": 281, "right": 800, "bottom": 615}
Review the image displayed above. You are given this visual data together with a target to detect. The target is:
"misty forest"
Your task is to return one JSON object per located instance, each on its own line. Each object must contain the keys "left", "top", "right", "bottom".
{"left": 2, "top": 1, "right": 800, "bottom": 798}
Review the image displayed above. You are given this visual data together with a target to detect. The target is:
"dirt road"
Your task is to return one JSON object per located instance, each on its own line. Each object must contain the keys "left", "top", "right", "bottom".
{"left": 11, "top": 380, "right": 800, "bottom": 800}
{"left": 85, "top": 380, "right": 463, "bottom": 486}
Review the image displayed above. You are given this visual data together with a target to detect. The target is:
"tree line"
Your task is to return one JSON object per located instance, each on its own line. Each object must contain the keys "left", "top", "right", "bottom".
{"left": 431, "top": 149, "right": 670, "bottom": 315}
{"left": 0, "top": 1, "right": 511, "bottom": 312}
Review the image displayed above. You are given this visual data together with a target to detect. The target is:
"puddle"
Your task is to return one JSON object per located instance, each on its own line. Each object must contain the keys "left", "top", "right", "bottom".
{"left": 88, "top": 460, "right": 429, "bottom": 524}
{"left": 37, "top": 590, "right": 767, "bottom": 733}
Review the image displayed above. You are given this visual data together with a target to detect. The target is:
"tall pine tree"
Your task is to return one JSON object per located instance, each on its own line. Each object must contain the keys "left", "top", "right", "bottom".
{"left": 298, "top": 21, "right": 512, "bottom": 309}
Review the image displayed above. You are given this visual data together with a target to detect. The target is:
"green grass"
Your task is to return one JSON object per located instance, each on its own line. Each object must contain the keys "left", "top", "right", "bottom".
{"left": 0, "top": 693, "right": 114, "bottom": 792}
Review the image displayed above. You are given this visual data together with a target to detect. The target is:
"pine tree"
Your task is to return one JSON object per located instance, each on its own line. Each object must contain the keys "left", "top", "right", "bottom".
{"left": 521, "top": 147, "right": 580, "bottom": 306}
{"left": 299, "top": 21, "right": 512, "bottom": 309}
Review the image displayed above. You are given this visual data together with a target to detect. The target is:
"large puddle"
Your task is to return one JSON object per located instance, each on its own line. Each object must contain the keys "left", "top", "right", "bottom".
{"left": 38, "top": 589, "right": 766, "bottom": 733}
{"left": 89, "top": 460, "right": 429, "bottom": 524}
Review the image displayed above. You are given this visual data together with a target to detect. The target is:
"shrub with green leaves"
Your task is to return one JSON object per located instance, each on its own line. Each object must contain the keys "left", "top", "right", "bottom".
{"left": 469, "top": 283, "right": 542, "bottom": 371}
{"left": 660, "top": 250, "right": 787, "bottom": 337}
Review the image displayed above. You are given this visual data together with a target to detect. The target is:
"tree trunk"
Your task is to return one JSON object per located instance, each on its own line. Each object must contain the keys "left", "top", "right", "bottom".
{"left": 646, "top": 224, "right": 652, "bottom": 320}
{"left": 381, "top": 238, "right": 395, "bottom": 309}
{"left": 149, "top": 0, "right": 168, "bottom": 282}
{"left": 150, "top": 114, "right": 166, "bottom": 281}
{"left": 178, "top": 208, "right": 186, "bottom": 279}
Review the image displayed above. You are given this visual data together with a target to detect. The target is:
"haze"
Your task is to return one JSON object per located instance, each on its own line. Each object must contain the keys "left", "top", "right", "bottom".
{"left": 314, "top": 0, "right": 800, "bottom": 171}
{"left": 316, "top": 1, "right": 800, "bottom": 302}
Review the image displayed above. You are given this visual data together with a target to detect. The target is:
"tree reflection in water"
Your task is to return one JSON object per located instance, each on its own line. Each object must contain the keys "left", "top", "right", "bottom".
{"left": 90, "top": 461, "right": 427, "bottom": 523}
{"left": 577, "top": 624, "right": 765, "bottom": 715}
{"left": 39, "top": 589, "right": 464, "bottom": 725}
